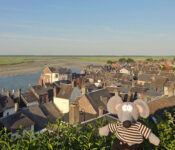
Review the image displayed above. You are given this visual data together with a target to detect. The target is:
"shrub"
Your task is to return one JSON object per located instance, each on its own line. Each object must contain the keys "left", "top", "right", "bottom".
{"left": 0, "top": 111, "right": 174, "bottom": 149}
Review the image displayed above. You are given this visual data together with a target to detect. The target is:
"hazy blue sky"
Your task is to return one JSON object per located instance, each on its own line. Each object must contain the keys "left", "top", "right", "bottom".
{"left": 0, "top": 0, "right": 175, "bottom": 55}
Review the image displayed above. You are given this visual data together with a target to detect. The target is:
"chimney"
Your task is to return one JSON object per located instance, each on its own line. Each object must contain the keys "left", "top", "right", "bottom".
{"left": 132, "top": 81, "right": 136, "bottom": 88}
{"left": 1, "top": 88, "right": 5, "bottom": 95}
{"left": 69, "top": 103, "right": 79, "bottom": 124}
{"left": 53, "top": 87, "right": 57, "bottom": 97}
{"left": 81, "top": 86, "right": 87, "bottom": 95}
{"left": 12, "top": 89, "right": 15, "bottom": 95}
{"left": 98, "top": 106, "right": 103, "bottom": 117}
{"left": 15, "top": 102, "right": 19, "bottom": 112}
{"left": 114, "top": 88, "right": 119, "bottom": 96}
{"left": 127, "top": 89, "right": 132, "bottom": 102}
{"left": 103, "top": 82, "right": 106, "bottom": 88}
{"left": 152, "top": 74, "right": 156, "bottom": 81}
{"left": 7, "top": 90, "right": 10, "bottom": 97}
{"left": 46, "top": 94, "right": 49, "bottom": 103}
{"left": 72, "top": 80, "right": 76, "bottom": 88}
{"left": 17, "top": 88, "right": 21, "bottom": 100}
{"left": 39, "top": 78, "right": 44, "bottom": 87}
{"left": 168, "top": 83, "right": 174, "bottom": 97}
{"left": 138, "top": 71, "right": 143, "bottom": 76}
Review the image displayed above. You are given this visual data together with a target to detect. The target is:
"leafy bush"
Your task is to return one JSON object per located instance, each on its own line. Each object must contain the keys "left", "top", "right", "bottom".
{"left": 155, "top": 111, "right": 175, "bottom": 150}
{"left": 146, "top": 58, "right": 154, "bottom": 62}
{"left": 106, "top": 60, "right": 116, "bottom": 64}
{"left": 161, "top": 66, "right": 167, "bottom": 71}
{"left": 118, "top": 58, "right": 127, "bottom": 62}
{"left": 118, "top": 58, "right": 135, "bottom": 63}
{"left": 0, "top": 111, "right": 174, "bottom": 150}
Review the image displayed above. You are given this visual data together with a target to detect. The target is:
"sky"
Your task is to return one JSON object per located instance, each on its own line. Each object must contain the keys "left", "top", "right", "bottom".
{"left": 0, "top": 0, "right": 175, "bottom": 56}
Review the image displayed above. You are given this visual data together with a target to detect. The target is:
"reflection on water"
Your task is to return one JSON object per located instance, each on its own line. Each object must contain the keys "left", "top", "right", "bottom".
{"left": 0, "top": 67, "right": 81, "bottom": 92}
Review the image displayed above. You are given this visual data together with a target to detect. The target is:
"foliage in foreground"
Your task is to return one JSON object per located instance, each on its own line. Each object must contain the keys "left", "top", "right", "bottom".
{"left": 0, "top": 110, "right": 174, "bottom": 150}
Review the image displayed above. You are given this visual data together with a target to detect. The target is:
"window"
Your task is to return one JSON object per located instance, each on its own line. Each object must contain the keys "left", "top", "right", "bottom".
{"left": 147, "top": 97, "right": 151, "bottom": 102}
{"left": 55, "top": 74, "right": 58, "bottom": 78}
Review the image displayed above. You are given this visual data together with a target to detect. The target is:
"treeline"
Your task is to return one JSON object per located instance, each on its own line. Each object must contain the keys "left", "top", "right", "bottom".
{"left": 107, "top": 58, "right": 135, "bottom": 64}
{"left": 106, "top": 57, "right": 175, "bottom": 65}
{"left": 0, "top": 110, "right": 174, "bottom": 150}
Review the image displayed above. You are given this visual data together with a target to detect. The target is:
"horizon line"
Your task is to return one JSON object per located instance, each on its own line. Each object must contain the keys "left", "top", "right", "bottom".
{"left": 0, "top": 55, "right": 174, "bottom": 57}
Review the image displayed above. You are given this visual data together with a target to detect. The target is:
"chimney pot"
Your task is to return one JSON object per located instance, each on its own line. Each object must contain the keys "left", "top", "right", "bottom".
{"left": 15, "top": 102, "right": 19, "bottom": 112}
{"left": 81, "top": 86, "right": 87, "bottom": 95}
{"left": 7, "top": 90, "right": 10, "bottom": 97}
{"left": 72, "top": 80, "right": 76, "bottom": 88}
{"left": 2, "top": 88, "right": 5, "bottom": 95}
{"left": 98, "top": 106, "right": 103, "bottom": 117}
{"left": 114, "top": 88, "right": 119, "bottom": 96}
{"left": 53, "top": 87, "right": 57, "bottom": 97}
{"left": 103, "top": 82, "right": 106, "bottom": 88}
{"left": 46, "top": 94, "right": 49, "bottom": 103}
{"left": 39, "top": 78, "right": 44, "bottom": 87}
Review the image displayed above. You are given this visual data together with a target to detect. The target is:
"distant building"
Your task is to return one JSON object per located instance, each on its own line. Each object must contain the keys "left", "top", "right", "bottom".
{"left": 40, "top": 66, "right": 72, "bottom": 84}
{"left": 119, "top": 68, "right": 131, "bottom": 75}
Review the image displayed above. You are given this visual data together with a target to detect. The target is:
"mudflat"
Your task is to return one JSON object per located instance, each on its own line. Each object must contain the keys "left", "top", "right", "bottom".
{"left": 0, "top": 58, "right": 105, "bottom": 77}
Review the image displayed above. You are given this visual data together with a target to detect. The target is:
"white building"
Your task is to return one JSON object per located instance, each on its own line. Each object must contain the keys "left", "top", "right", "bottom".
{"left": 40, "top": 67, "right": 72, "bottom": 84}
{"left": 53, "top": 83, "right": 82, "bottom": 114}
{"left": 119, "top": 68, "right": 131, "bottom": 75}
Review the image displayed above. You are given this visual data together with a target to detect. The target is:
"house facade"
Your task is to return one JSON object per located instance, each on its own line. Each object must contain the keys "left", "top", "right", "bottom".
{"left": 40, "top": 67, "right": 72, "bottom": 84}
{"left": 119, "top": 68, "right": 131, "bottom": 75}
{"left": 53, "top": 83, "right": 82, "bottom": 113}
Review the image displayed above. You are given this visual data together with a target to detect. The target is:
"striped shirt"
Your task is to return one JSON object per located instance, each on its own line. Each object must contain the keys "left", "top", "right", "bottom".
{"left": 108, "top": 121, "right": 151, "bottom": 145}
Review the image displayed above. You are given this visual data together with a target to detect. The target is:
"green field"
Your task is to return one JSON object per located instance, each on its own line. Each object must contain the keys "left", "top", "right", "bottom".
{"left": 0, "top": 56, "right": 174, "bottom": 66}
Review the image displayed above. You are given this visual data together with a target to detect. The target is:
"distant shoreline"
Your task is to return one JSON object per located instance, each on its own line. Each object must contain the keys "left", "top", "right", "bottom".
{"left": 0, "top": 59, "right": 105, "bottom": 77}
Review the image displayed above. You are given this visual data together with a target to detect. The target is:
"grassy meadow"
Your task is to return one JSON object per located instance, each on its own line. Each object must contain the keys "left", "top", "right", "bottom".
{"left": 0, "top": 56, "right": 174, "bottom": 66}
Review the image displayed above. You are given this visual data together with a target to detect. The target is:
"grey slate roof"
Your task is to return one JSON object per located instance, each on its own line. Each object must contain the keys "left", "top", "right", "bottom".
{"left": 0, "top": 111, "right": 34, "bottom": 133}
{"left": 85, "top": 88, "right": 110, "bottom": 113}
{"left": 0, "top": 103, "right": 62, "bottom": 133}
{"left": 21, "top": 91, "right": 38, "bottom": 104}
{"left": 0, "top": 96, "right": 14, "bottom": 113}
{"left": 30, "top": 85, "right": 48, "bottom": 96}
{"left": 138, "top": 74, "right": 153, "bottom": 82}
{"left": 144, "top": 90, "right": 162, "bottom": 97}
{"left": 48, "top": 67, "right": 72, "bottom": 74}
{"left": 56, "top": 84, "right": 73, "bottom": 99}
{"left": 148, "top": 96, "right": 175, "bottom": 115}
{"left": 39, "top": 102, "right": 63, "bottom": 123}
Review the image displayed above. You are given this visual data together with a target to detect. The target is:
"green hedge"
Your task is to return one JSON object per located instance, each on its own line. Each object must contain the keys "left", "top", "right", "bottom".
{"left": 0, "top": 110, "right": 174, "bottom": 150}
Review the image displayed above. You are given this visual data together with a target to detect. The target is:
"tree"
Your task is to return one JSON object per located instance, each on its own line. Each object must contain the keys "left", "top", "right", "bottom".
{"left": 161, "top": 66, "right": 167, "bottom": 71}
{"left": 106, "top": 60, "right": 113, "bottom": 64}
{"left": 146, "top": 58, "right": 153, "bottom": 62}
{"left": 127, "top": 58, "right": 134, "bottom": 63}
{"left": 118, "top": 58, "right": 127, "bottom": 62}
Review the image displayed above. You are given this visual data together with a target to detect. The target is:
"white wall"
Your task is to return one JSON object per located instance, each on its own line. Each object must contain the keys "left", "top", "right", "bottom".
{"left": 164, "top": 87, "right": 168, "bottom": 95}
{"left": 120, "top": 68, "right": 130, "bottom": 75}
{"left": 43, "top": 73, "right": 51, "bottom": 83}
{"left": 53, "top": 97, "right": 69, "bottom": 113}
{"left": 51, "top": 73, "right": 59, "bottom": 82}
{"left": 3, "top": 108, "right": 15, "bottom": 117}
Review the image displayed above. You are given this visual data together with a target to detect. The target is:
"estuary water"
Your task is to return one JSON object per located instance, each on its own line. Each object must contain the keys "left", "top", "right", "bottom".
{"left": 0, "top": 67, "right": 82, "bottom": 92}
